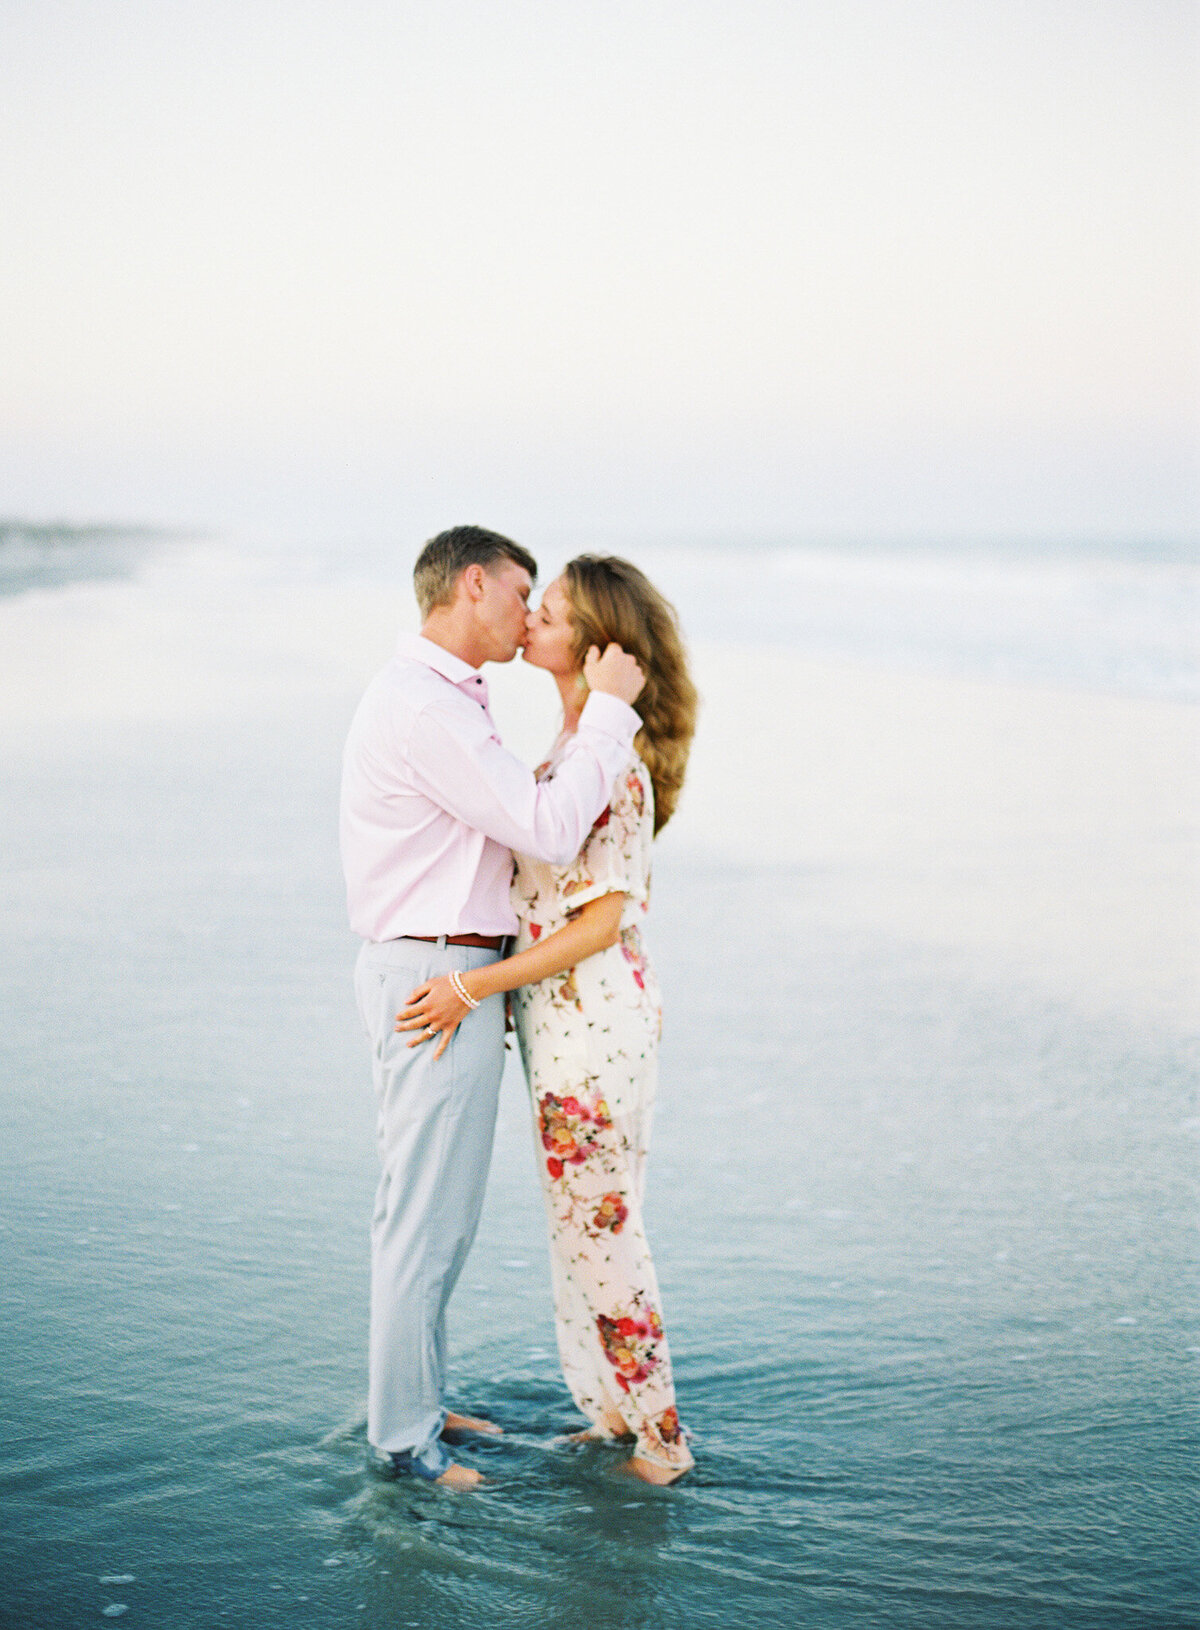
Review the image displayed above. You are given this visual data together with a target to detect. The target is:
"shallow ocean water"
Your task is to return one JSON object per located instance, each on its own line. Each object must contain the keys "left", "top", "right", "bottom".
{"left": 1, "top": 705, "right": 1196, "bottom": 1629}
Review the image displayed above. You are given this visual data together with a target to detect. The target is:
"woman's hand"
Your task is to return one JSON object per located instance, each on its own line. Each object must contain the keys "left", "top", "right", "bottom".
{"left": 395, "top": 975, "right": 470, "bottom": 1060}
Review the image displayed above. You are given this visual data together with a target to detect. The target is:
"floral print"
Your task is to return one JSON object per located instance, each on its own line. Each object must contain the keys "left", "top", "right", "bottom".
{"left": 619, "top": 928, "right": 649, "bottom": 991}
{"left": 592, "top": 1192, "right": 628, "bottom": 1234}
{"left": 513, "top": 747, "right": 692, "bottom": 1475}
{"left": 657, "top": 1406, "right": 683, "bottom": 1445}
{"left": 538, "top": 1089, "right": 612, "bottom": 1180}
{"left": 596, "top": 1303, "right": 665, "bottom": 1389}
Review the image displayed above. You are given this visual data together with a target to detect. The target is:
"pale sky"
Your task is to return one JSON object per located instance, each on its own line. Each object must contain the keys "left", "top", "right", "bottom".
{"left": 1, "top": 0, "right": 1195, "bottom": 541}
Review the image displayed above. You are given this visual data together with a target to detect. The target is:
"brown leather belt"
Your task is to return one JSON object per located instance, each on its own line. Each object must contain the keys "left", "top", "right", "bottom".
{"left": 404, "top": 933, "right": 505, "bottom": 950}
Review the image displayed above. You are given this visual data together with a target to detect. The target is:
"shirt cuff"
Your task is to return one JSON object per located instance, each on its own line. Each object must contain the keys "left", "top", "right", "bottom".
{"left": 579, "top": 690, "right": 640, "bottom": 743}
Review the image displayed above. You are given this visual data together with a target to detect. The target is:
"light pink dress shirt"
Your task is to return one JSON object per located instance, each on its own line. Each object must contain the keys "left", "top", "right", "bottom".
{"left": 340, "top": 633, "right": 641, "bottom": 942}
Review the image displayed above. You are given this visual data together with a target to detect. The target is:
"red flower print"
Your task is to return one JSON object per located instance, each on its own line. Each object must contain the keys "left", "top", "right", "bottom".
{"left": 529, "top": 923, "right": 542, "bottom": 940}
{"left": 592, "top": 1192, "right": 628, "bottom": 1234}
{"left": 593, "top": 805, "right": 611, "bottom": 829}
{"left": 619, "top": 935, "right": 647, "bottom": 991}
{"left": 595, "top": 1305, "right": 665, "bottom": 1392}
{"left": 658, "top": 1407, "right": 681, "bottom": 1444}
{"left": 537, "top": 1091, "right": 611, "bottom": 1181}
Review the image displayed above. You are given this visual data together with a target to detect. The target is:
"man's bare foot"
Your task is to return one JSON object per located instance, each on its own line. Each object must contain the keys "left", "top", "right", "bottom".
{"left": 628, "top": 1454, "right": 692, "bottom": 1486}
{"left": 434, "top": 1462, "right": 485, "bottom": 1491}
{"left": 442, "top": 1411, "right": 503, "bottom": 1436}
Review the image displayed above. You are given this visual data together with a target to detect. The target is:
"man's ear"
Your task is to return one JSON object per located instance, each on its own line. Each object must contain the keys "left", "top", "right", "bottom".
{"left": 460, "top": 563, "right": 488, "bottom": 602}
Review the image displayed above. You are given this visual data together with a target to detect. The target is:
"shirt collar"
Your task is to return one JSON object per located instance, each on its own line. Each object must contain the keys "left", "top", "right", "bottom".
{"left": 396, "top": 632, "right": 490, "bottom": 705}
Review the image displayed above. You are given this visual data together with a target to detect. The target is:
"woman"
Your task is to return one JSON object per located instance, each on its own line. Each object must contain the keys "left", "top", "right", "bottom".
{"left": 395, "top": 555, "right": 698, "bottom": 1484}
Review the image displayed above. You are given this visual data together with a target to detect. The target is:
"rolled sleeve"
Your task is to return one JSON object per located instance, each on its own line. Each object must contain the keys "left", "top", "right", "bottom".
{"left": 558, "top": 758, "right": 650, "bottom": 912}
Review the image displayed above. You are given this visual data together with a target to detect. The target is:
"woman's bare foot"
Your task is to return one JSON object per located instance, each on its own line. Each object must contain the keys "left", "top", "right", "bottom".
{"left": 627, "top": 1454, "right": 693, "bottom": 1486}
{"left": 442, "top": 1411, "right": 503, "bottom": 1436}
{"left": 567, "top": 1407, "right": 633, "bottom": 1444}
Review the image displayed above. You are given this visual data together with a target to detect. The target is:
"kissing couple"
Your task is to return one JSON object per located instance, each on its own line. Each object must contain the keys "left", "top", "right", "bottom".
{"left": 340, "top": 525, "right": 698, "bottom": 1489}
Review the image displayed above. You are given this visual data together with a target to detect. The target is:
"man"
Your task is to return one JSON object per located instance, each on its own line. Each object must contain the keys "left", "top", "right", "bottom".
{"left": 340, "top": 525, "right": 644, "bottom": 1489}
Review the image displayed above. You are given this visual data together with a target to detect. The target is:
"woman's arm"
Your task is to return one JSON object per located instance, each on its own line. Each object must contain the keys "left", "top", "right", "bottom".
{"left": 395, "top": 892, "right": 626, "bottom": 1060}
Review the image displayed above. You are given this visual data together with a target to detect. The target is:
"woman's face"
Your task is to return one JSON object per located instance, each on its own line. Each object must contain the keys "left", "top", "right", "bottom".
{"left": 522, "top": 577, "right": 582, "bottom": 676}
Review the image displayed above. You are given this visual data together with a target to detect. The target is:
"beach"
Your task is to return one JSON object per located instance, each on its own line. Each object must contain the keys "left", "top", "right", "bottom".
{"left": 0, "top": 539, "right": 1196, "bottom": 1628}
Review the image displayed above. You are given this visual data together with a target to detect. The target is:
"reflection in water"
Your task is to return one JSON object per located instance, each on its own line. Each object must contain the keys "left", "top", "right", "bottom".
{"left": 354, "top": 1445, "right": 676, "bottom": 1630}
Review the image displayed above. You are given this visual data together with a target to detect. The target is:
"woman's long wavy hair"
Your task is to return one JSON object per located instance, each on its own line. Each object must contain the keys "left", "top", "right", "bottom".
{"left": 563, "top": 555, "right": 699, "bottom": 834}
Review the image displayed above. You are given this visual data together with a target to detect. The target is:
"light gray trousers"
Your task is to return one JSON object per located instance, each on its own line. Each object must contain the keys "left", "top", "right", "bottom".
{"left": 354, "top": 937, "right": 505, "bottom": 1457}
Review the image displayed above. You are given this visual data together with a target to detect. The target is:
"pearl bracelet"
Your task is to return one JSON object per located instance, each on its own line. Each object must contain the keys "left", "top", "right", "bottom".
{"left": 449, "top": 968, "right": 480, "bottom": 1010}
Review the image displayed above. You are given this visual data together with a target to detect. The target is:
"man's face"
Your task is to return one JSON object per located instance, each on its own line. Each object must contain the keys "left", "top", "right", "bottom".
{"left": 475, "top": 560, "right": 534, "bottom": 663}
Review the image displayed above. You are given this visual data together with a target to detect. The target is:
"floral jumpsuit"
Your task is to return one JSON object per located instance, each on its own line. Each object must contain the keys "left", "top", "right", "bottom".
{"left": 512, "top": 746, "right": 692, "bottom": 1473}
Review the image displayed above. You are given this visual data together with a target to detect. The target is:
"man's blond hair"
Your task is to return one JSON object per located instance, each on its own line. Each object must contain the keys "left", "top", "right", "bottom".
{"left": 413, "top": 526, "right": 537, "bottom": 619}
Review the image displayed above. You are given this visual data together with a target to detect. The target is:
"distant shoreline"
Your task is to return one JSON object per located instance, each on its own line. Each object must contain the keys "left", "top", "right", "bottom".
{"left": 0, "top": 518, "right": 187, "bottom": 546}
{"left": 0, "top": 519, "right": 189, "bottom": 599}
